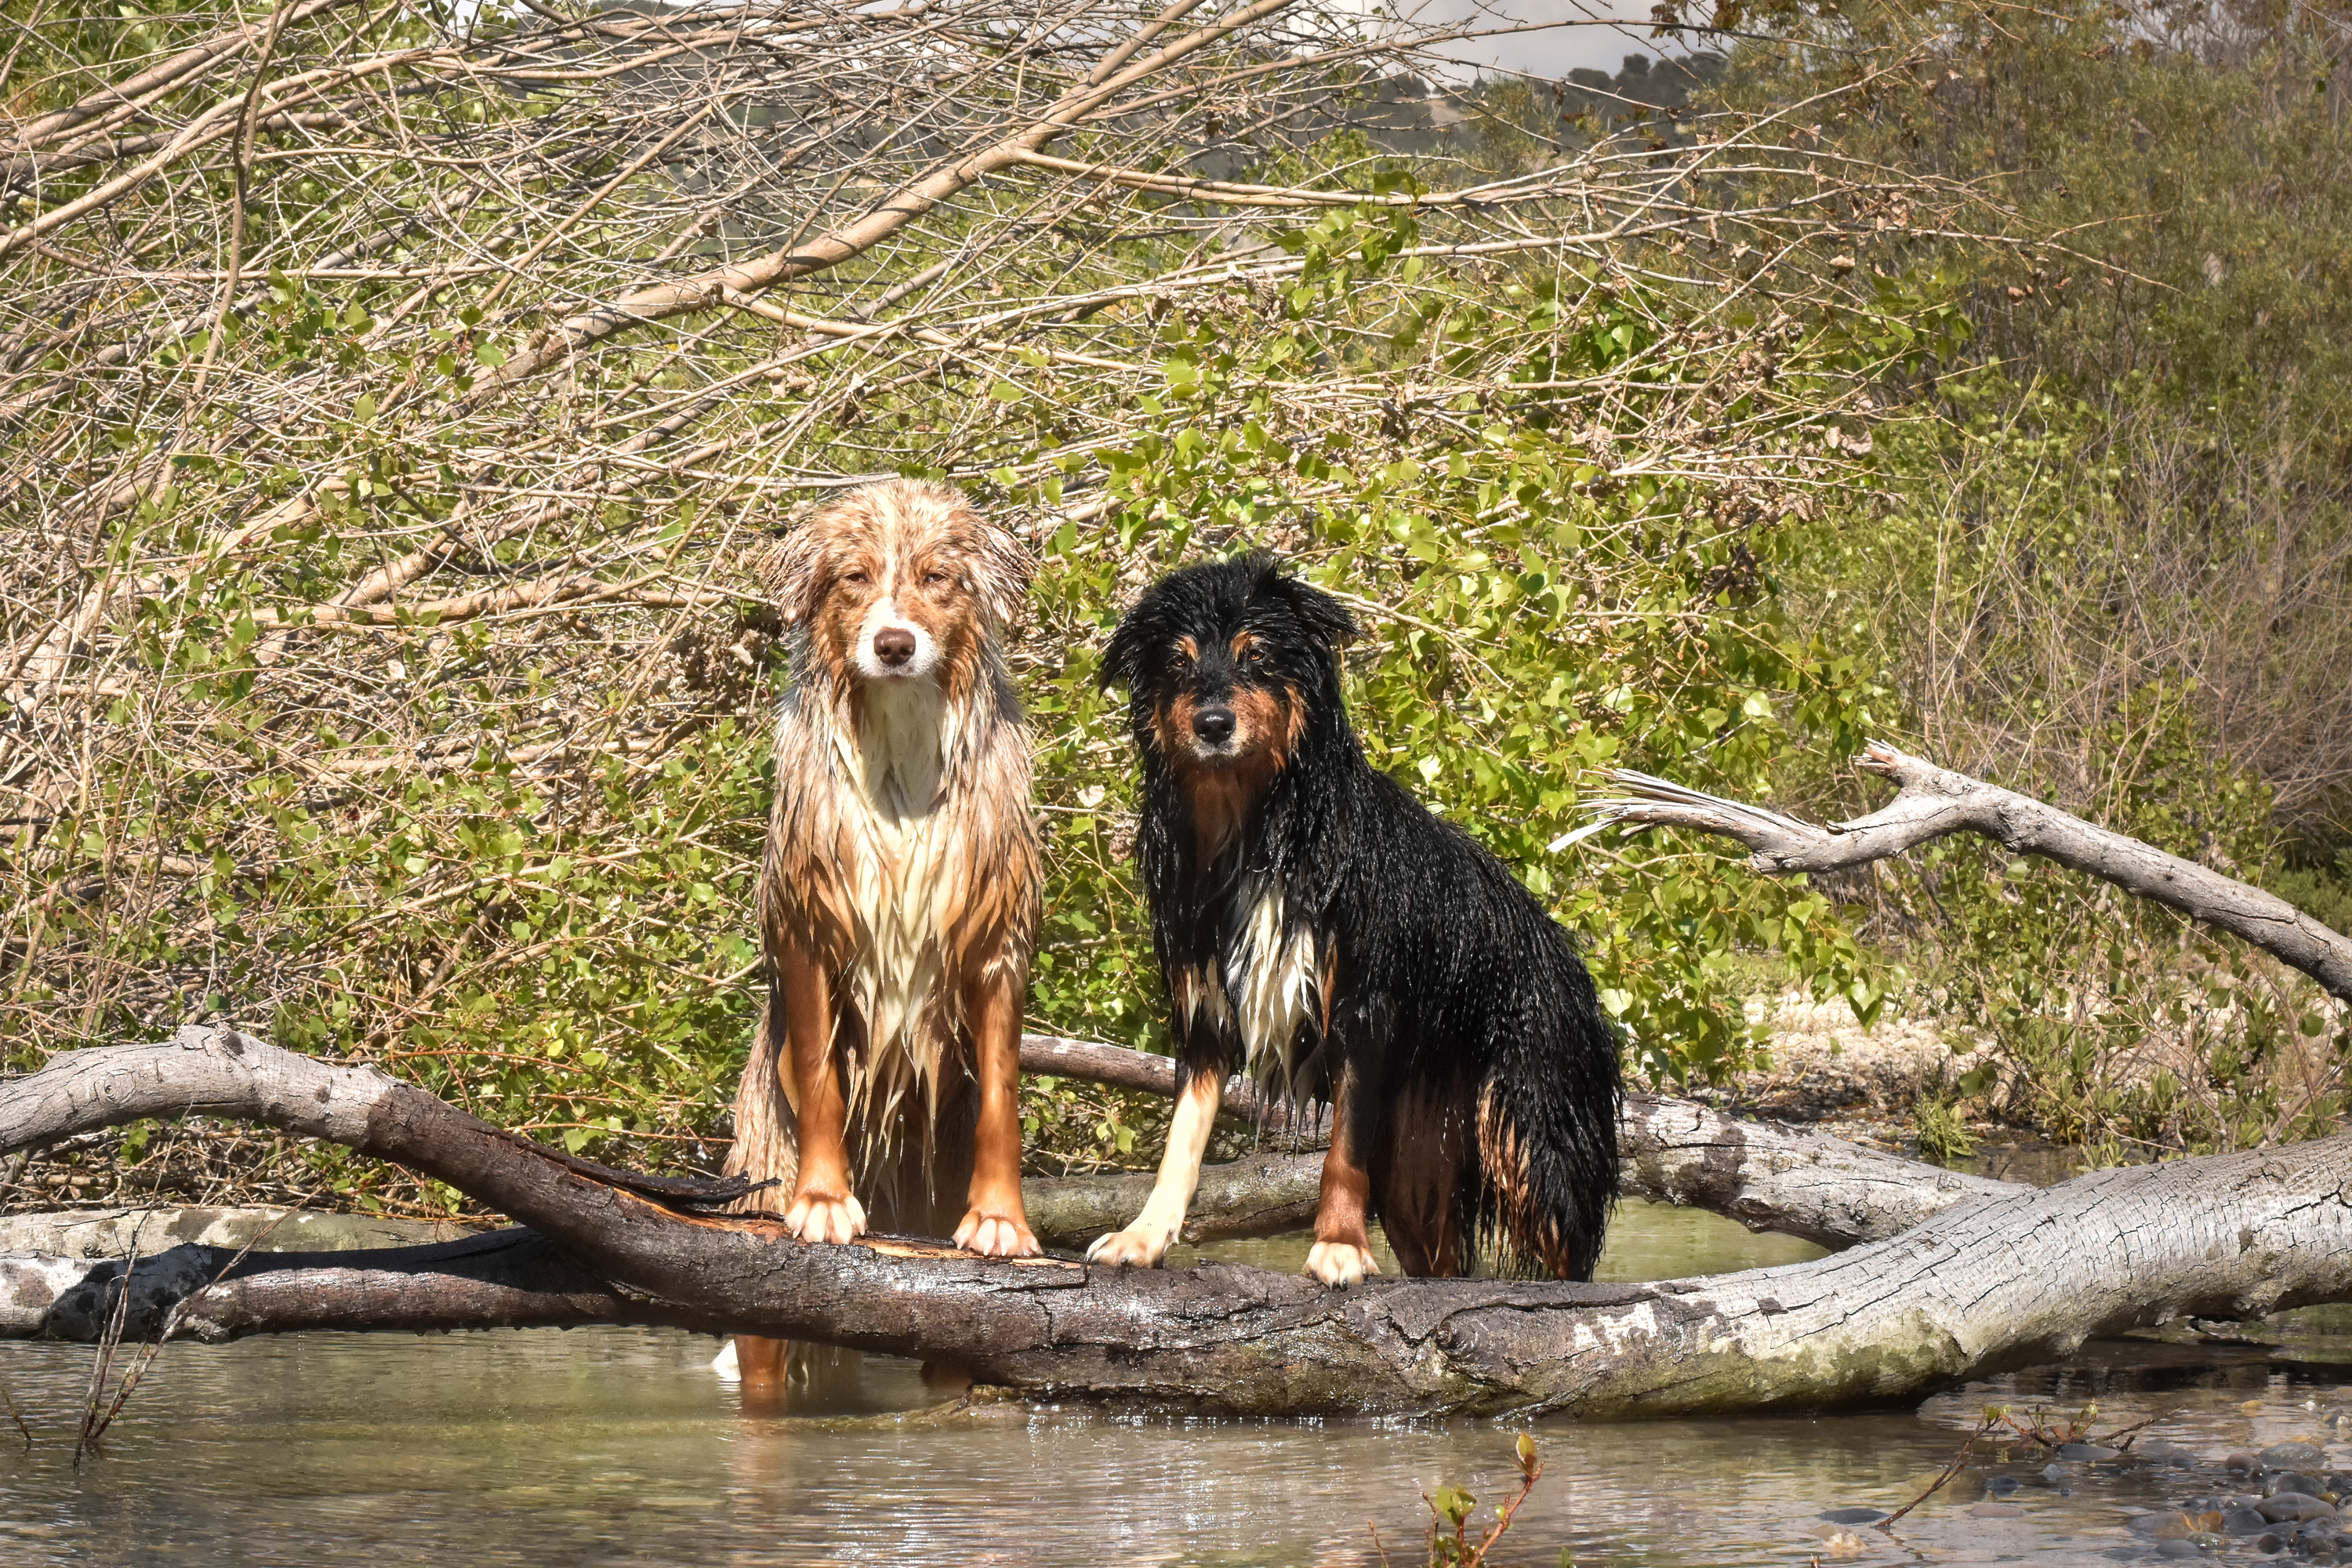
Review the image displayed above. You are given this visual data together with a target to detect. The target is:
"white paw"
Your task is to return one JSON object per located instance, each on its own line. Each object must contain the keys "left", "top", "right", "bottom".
{"left": 782, "top": 1190, "right": 867, "bottom": 1245}
{"left": 1086, "top": 1223, "right": 1175, "bottom": 1269}
{"left": 1305, "top": 1240, "right": 1379, "bottom": 1287}
{"left": 955, "top": 1210, "right": 1041, "bottom": 1258}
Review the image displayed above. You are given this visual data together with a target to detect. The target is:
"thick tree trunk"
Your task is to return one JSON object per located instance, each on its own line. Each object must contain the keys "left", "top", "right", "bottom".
{"left": 7, "top": 1025, "right": 2347, "bottom": 1417}
{"left": 1591, "top": 740, "right": 2352, "bottom": 1000}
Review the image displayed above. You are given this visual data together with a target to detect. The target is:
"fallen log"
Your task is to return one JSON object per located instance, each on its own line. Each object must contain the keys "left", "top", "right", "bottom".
{"left": 7, "top": 1025, "right": 2344, "bottom": 1417}
{"left": 1587, "top": 740, "right": 2352, "bottom": 1002}
{"left": 5, "top": 1027, "right": 2013, "bottom": 1258}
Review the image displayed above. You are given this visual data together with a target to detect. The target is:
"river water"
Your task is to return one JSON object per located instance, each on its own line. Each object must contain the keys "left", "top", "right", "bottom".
{"left": 4, "top": 1201, "right": 2349, "bottom": 1566}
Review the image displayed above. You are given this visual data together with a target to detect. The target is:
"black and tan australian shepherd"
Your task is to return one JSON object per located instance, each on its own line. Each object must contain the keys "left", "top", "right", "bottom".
{"left": 1087, "top": 556, "right": 1621, "bottom": 1286}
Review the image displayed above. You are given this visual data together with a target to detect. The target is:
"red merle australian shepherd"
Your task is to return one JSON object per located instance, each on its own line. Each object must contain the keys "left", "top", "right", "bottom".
{"left": 724, "top": 480, "right": 1042, "bottom": 1285}
{"left": 1089, "top": 556, "right": 1621, "bottom": 1286}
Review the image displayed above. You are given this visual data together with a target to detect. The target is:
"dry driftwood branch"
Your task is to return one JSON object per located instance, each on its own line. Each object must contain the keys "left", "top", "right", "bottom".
{"left": 1590, "top": 739, "right": 2352, "bottom": 1002}
{"left": 20, "top": 1025, "right": 2324, "bottom": 1424}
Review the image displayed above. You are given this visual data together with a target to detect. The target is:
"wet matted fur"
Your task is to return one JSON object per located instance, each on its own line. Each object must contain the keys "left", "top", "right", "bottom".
{"left": 721, "top": 479, "right": 1042, "bottom": 1261}
{"left": 1090, "top": 556, "right": 1622, "bottom": 1285}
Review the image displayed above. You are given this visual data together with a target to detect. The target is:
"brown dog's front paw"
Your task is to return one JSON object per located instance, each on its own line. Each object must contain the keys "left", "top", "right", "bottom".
{"left": 782, "top": 1189, "right": 867, "bottom": 1245}
{"left": 953, "top": 1210, "right": 1041, "bottom": 1258}
{"left": 1304, "top": 1240, "right": 1380, "bottom": 1287}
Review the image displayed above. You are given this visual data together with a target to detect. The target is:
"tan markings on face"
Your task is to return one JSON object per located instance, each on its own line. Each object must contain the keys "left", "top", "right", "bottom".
{"left": 888, "top": 542, "right": 976, "bottom": 666}
{"left": 1156, "top": 673, "right": 1302, "bottom": 862}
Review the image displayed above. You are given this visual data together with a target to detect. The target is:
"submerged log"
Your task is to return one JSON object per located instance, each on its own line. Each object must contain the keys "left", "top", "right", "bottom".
{"left": 6, "top": 1025, "right": 2347, "bottom": 1417}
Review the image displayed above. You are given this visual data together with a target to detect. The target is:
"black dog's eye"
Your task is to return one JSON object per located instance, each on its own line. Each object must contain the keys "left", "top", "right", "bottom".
{"left": 1240, "top": 644, "right": 1265, "bottom": 667}
{"left": 1168, "top": 648, "right": 1192, "bottom": 673}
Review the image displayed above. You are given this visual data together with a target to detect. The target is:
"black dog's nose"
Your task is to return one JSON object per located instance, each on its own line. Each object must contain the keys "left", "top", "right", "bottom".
{"left": 873, "top": 627, "right": 916, "bottom": 666}
{"left": 1192, "top": 706, "right": 1236, "bottom": 744}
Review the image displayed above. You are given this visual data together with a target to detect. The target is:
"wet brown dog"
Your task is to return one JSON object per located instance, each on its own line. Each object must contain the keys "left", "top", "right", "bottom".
{"left": 722, "top": 481, "right": 1040, "bottom": 1383}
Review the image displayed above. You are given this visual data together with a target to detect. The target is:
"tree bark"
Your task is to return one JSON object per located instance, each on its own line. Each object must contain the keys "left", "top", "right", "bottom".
{"left": 1020, "top": 1031, "right": 1331, "bottom": 1139}
{"left": 1590, "top": 739, "right": 2352, "bottom": 1001}
{"left": 9, "top": 1025, "right": 2344, "bottom": 1418}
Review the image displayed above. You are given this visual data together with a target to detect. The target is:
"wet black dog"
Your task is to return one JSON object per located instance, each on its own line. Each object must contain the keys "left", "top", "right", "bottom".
{"left": 1086, "top": 555, "right": 1621, "bottom": 1284}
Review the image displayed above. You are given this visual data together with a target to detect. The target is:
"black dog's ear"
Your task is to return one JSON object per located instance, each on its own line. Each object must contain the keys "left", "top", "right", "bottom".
{"left": 1100, "top": 601, "right": 1150, "bottom": 691}
{"left": 1270, "top": 572, "right": 1357, "bottom": 651}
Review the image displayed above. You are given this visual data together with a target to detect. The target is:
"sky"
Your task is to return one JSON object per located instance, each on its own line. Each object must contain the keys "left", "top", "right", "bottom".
{"left": 1374, "top": 0, "right": 1702, "bottom": 83}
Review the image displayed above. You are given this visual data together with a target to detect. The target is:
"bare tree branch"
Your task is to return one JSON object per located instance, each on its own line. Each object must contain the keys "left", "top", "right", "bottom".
{"left": 1587, "top": 739, "right": 2352, "bottom": 1000}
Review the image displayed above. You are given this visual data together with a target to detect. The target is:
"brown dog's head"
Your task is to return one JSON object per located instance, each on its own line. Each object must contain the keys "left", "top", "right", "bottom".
{"left": 758, "top": 480, "right": 1033, "bottom": 691}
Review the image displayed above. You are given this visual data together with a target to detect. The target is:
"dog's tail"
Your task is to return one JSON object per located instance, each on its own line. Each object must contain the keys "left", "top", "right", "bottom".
{"left": 1470, "top": 935, "right": 1623, "bottom": 1281}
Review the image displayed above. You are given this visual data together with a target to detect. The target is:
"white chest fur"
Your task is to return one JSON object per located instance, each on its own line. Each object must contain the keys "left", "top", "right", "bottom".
{"left": 834, "top": 680, "right": 960, "bottom": 1056}
{"left": 1181, "top": 885, "right": 1319, "bottom": 1093}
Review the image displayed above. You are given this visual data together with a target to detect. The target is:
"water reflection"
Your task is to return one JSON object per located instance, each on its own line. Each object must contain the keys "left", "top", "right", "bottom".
{"left": 1, "top": 1200, "right": 2344, "bottom": 1566}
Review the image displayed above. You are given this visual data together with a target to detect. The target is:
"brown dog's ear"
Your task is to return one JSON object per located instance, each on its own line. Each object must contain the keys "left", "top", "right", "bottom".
{"left": 971, "top": 524, "right": 1037, "bottom": 632}
{"left": 752, "top": 521, "right": 831, "bottom": 626}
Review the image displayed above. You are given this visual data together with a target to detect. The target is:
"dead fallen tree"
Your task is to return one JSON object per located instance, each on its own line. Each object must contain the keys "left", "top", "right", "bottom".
{"left": 1590, "top": 740, "right": 2352, "bottom": 1003}
{"left": 8, "top": 1024, "right": 2347, "bottom": 1417}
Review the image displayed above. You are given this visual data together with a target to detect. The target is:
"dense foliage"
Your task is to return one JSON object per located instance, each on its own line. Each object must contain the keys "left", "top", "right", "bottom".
{"left": 1711, "top": 0, "right": 2352, "bottom": 1157}
{"left": 5, "top": 0, "right": 2346, "bottom": 1213}
{"left": 2, "top": 0, "right": 1993, "bottom": 1210}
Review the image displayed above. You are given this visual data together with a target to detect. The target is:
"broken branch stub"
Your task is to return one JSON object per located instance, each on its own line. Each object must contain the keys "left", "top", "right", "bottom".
{"left": 1589, "top": 739, "right": 2352, "bottom": 1001}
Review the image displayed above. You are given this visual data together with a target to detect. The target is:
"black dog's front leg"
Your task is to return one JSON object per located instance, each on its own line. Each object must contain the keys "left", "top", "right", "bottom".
{"left": 1305, "top": 1054, "right": 1383, "bottom": 1286}
{"left": 1085, "top": 1054, "right": 1225, "bottom": 1269}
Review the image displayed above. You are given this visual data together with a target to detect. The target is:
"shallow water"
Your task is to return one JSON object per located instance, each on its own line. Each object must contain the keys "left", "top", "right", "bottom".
{"left": 3, "top": 1201, "right": 2348, "bottom": 1566}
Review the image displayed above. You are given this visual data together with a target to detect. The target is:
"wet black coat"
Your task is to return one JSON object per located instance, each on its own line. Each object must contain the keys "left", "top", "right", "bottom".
{"left": 1102, "top": 557, "right": 1621, "bottom": 1279}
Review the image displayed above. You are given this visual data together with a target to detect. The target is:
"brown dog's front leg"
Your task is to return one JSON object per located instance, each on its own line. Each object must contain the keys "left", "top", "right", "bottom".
{"left": 777, "top": 938, "right": 865, "bottom": 1245}
{"left": 953, "top": 959, "right": 1040, "bottom": 1258}
{"left": 1305, "top": 1062, "right": 1381, "bottom": 1287}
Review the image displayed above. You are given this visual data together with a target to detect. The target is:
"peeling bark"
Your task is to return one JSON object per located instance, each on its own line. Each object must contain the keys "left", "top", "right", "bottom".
{"left": 6, "top": 1025, "right": 2346, "bottom": 1417}
{"left": 1590, "top": 740, "right": 2352, "bottom": 1001}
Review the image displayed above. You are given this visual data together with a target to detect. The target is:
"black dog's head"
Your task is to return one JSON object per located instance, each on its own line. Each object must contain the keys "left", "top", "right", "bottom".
{"left": 1102, "top": 556, "right": 1356, "bottom": 809}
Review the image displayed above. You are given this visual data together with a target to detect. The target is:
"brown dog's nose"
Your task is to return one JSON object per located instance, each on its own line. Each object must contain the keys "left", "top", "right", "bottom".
{"left": 1192, "top": 706, "right": 1235, "bottom": 745}
{"left": 873, "top": 627, "right": 916, "bottom": 667}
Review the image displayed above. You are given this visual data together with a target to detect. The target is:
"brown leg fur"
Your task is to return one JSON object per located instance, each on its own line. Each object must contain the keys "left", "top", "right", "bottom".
{"left": 720, "top": 985, "right": 798, "bottom": 1212}
{"left": 951, "top": 959, "right": 1040, "bottom": 1258}
{"left": 775, "top": 936, "right": 866, "bottom": 1245}
{"left": 1305, "top": 1065, "right": 1381, "bottom": 1287}
{"left": 1373, "top": 1083, "right": 1471, "bottom": 1278}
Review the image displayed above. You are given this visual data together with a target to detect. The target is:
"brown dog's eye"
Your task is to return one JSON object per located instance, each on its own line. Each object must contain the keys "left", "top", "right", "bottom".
{"left": 924, "top": 570, "right": 949, "bottom": 587}
{"left": 844, "top": 569, "right": 869, "bottom": 586}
